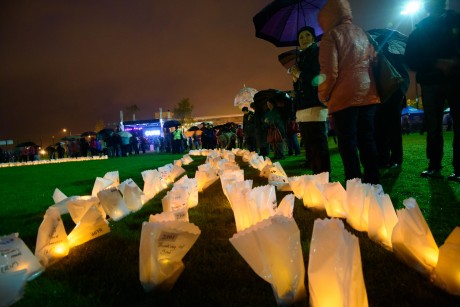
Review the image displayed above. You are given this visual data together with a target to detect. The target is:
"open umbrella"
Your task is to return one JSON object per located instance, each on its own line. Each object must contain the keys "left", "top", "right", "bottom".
{"left": 234, "top": 85, "right": 258, "bottom": 110}
{"left": 278, "top": 48, "right": 300, "bottom": 69}
{"left": 61, "top": 135, "right": 80, "bottom": 141}
{"left": 15, "top": 141, "right": 36, "bottom": 148}
{"left": 97, "top": 128, "right": 115, "bottom": 141}
{"left": 118, "top": 131, "right": 132, "bottom": 138}
{"left": 187, "top": 126, "right": 200, "bottom": 132}
{"left": 253, "top": 0, "right": 327, "bottom": 47}
{"left": 367, "top": 29, "right": 407, "bottom": 55}
{"left": 163, "top": 120, "right": 181, "bottom": 129}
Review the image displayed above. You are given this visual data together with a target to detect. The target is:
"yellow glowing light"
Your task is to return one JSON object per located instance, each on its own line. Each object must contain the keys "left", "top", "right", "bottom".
{"left": 53, "top": 243, "right": 69, "bottom": 256}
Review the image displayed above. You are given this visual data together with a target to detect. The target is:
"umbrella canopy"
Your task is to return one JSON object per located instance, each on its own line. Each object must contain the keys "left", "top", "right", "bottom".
{"left": 163, "top": 120, "right": 181, "bottom": 129}
{"left": 367, "top": 29, "right": 408, "bottom": 55}
{"left": 234, "top": 86, "right": 258, "bottom": 110}
{"left": 278, "top": 49, "right": 300, "bottom": 69}
{"left": 253, "top": 0, "right": 327, "bottom": 47}
{"left": 81, "top": 131, "right": 97, "bottom": 137}
{"left": 15, "top": 141, "right": 36, "bottom": 148}
{"left": 97, "top": 128, "right": 115, "bottom": 141}
{"left": 187, "top": 126, "right": 200, "bottom": 131}
{"left": 118, "top": 131, "right": 132, "bottom": 138}
{"left": 253, "top": 89, "right": 294, "bottom": 120}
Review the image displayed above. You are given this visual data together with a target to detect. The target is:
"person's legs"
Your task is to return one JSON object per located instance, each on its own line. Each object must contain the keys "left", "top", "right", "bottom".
{"left": 356, "top": 105, "right": 380, "bottom": 184}
{"left": 333, "top": 107, "right": 361, "bottom": 181}
{"left": 304, "top": 121, "right": 331, "bottom": 174}
{"left": 446, "top": 83, "right": 460, "bottom": 179}
{"left": 421, "top": 84, "right": 445, "bottom": 173}
{"left": 298, "top": 122, "right": 310, "bottom": 167}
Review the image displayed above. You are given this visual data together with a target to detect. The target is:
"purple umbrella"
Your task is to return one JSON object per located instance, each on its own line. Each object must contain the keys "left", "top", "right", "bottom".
{"left": 253, "top": 0, "right": 327, "bottom": 47}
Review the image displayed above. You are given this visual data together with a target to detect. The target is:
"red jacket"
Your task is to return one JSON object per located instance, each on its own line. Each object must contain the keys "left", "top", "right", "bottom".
{"left": 318, "top": 0, "right": 380, "bottom": 114}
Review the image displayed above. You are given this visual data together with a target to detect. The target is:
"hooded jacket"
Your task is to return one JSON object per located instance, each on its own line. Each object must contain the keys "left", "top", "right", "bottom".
{"left": 317, "top": 0, "right": 380, "bottom": 114}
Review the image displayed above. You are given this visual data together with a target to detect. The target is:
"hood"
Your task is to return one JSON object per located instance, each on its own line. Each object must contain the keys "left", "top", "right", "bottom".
{"left": 318, "top": 0, "right": 353, "bottom": 32}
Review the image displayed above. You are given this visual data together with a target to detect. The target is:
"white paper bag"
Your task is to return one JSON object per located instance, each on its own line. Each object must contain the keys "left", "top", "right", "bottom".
{"left": 220, "top": 169, "right": 244, "bottom": 200}
{"left": 174, "top": 176, "right": 198, "bottom": 209}
{"left": 67, "top": 205, "right": 111, "bottom": 247}
{"left": 226, "top": 180, "right": 253, "bottom": 232}
{"left": 0, "top": 269, "right": 28, "bottom": 307}
{"left": 118, "top": 179, "right": 144, "bottom": 211}
{"left": 91, "top": 177, "right": 114, "bottom": 197}
{"left": 52, "top": 188, "right": 67, "bottom": 204}
{"left": 345, "top": 178, "right": 372, "bottom": 232}
{"left": 322, "top": 182, "right": 347, "bottom": 218}
{"left": 103, "top": 170, "right": 120, "bottom": 186}
{"left": 162, "top": 188, "right": 188, "bottom": 212}
{"left": 308, "top": 218, "right": 368, "bottom": 307}
{"left": 97, "top": 187, "right": 131, "bottom": 221}
{"left": 0, "top": 233, "right": 43, "bottom": 281}
{"left": 229, "top": 215, "right": 306, "bottom": 305}
{"left": 391, "top": 198, "right": 439, "bottom": 276}
{"left": 149, "top": 207, "right": 189, "bottom": 223}
{"left": 367, "top": 189, "right": 398, "bottom": 250}
{"left": 35, "top": 207, "right": 69, "bottom": 267}
{"left": 142, "top": 169, "right": 168, "bottom": 202}
{"left": 66, "top": 196, "right": 103, "bottom": 224}
{"left": 432, "top": 227, "right": 460, "bottom": 295}
{"left": 139, "top": 221, "right": 201, "bottom": 292}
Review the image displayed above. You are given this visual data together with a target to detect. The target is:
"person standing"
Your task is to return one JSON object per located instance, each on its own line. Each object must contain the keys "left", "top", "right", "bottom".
{"left": 374, "top": 37, "right": 411, "bottom": 169}
{"left": 172, "top": 126, "right": 183, "bottom": 153}
{"left": 242, "top": 106, "right": 257, "bottom": 152}
{"left": 289, "top": 26, "right": 331, "bottom": 174}
{"left": 264, "top": 99, "right": 286, "bottom": 160}
{"left": 405, "top": 0, "right": 460, "bottom": 181}
{"left": 318, "top": 0, "right": 381, "bottom": 184}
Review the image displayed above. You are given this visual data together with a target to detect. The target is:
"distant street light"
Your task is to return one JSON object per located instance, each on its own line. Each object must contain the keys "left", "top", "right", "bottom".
{"left": 62, "top": 128, "right": 71, "bottom": 136}
{"left": 401, "top": 1, "right": 422, "bottom": 109}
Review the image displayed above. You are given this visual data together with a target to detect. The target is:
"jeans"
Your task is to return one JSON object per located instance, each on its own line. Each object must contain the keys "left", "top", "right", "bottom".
{"left": 333, "top": 105, "right": 379, "bottom": 184}
{"left": 421, "top": 83, "right": 460, "bottom": 172}
{"left": 286, "top": 133, "right": 300, "bottom": 155}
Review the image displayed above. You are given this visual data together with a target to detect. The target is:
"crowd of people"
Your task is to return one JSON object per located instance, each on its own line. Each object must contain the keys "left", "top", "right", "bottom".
{"left": 237, "top": 0, "right": 459, "bottom": 184}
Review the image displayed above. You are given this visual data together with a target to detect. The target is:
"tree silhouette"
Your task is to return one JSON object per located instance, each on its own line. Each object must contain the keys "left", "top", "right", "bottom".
{"left": 173, "top": 98, "right": 194, "bottom": 124}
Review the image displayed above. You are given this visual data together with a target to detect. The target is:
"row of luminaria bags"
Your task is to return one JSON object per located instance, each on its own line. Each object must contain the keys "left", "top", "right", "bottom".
{"left": 1, "top": 148, "right": 459, "bottom": 306}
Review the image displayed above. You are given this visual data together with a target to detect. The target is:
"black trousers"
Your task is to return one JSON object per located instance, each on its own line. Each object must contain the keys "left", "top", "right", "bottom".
{"left": 374, "top": 91, "right": 404, "bottom": 166}
{"left": 298, "top": 121, "right": 331, "bottom": 175}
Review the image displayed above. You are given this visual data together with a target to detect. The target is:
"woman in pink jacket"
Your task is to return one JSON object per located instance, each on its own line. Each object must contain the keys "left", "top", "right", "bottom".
{"left": 318, "top": 0, "right": 381, "bottom": 184}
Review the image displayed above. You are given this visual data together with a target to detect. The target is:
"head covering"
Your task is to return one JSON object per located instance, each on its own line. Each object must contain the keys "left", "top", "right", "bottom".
{"left": 297, "top": 26, "right": 316, "bottom": 42}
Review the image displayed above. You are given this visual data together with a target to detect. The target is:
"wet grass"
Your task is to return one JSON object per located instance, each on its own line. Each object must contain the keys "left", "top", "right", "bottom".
{"left": 1, "top": 133, "right": 459, "bottom": 306}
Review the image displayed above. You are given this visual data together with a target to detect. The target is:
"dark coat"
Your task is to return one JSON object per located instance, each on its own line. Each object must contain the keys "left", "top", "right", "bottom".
{"left": 294, "top": 43, "right": 324, "bottom": 111}
{"left": 405, "top": 10, "right": 460, "bottom": 86}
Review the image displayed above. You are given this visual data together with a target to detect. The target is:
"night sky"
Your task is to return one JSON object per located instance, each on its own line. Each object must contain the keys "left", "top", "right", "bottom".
{"left": 1, "top": 0, "right": 459, "bottom": 145}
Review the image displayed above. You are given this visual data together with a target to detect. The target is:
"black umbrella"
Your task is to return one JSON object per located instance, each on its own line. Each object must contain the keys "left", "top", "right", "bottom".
{"left": 367, "top": 28, "right": 408, "bottom": 55}
{"left": 97, "top": 128, "right": 115, "bottom": 141}
{"left": 253, "top": 0, "right": 327, "bottom": 47}
{"left": 163, "top": 120, "right": 181, "bottom": 129}
{"left": 15, "top": 141, "right": 36, "bottom": 148}
{"left": 61, "top": 135, "right": 80, "bottom": 141}
{"left": 253, "top": 89, "right": 294, "bottom": 120}
{"left": 187, "top": 126, "right": 200, "bottom": 131}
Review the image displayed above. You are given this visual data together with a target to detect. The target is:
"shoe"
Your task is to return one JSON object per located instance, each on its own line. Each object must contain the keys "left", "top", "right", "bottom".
{"left": 447, "top": 173, "right": 460, "bottom": 182}
{"left": 420, "top": 168, "right": 442, "bottom": 178}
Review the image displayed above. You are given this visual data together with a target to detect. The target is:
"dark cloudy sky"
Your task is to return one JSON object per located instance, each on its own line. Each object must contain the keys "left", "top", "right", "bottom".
{"left": 1, "top": 0, "right": 459, "bottom": 145}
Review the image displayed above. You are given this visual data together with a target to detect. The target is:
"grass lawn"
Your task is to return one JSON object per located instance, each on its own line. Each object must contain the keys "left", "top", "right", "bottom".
{"left": 1, "top": 132, "right": 459, "bottom": 306}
